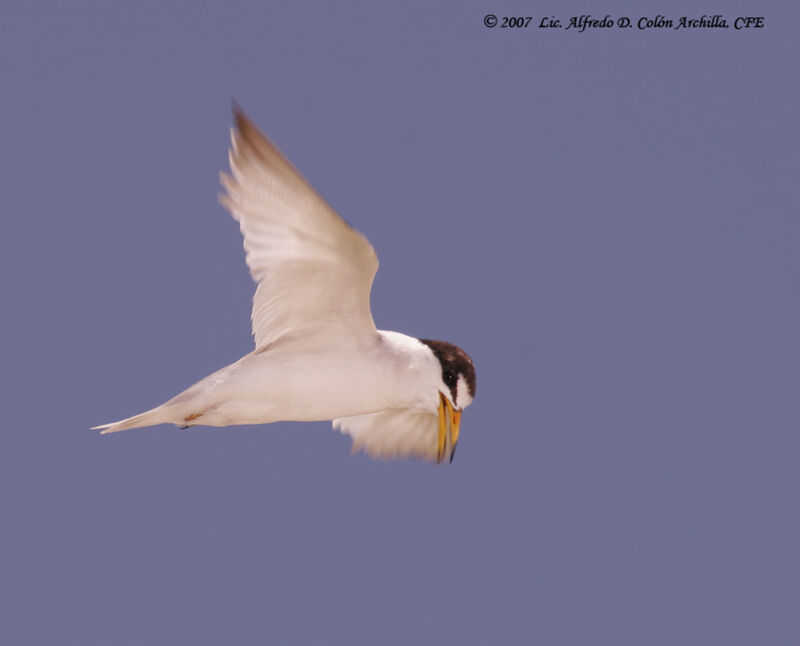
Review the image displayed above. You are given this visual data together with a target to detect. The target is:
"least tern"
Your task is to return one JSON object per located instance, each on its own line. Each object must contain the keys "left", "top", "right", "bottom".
{"left": 93, "top": 107, "right": 476, "bottom": 463}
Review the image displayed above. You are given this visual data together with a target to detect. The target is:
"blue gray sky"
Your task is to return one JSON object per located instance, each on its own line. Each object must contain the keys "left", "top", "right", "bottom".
{"left": 2, "top": 2, "right": 798, "bottom": 644}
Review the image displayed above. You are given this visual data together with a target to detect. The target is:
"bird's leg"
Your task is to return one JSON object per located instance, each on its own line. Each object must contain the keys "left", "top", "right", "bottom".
{"left": 180, "top": 412, "right": 203, "bottom": 429}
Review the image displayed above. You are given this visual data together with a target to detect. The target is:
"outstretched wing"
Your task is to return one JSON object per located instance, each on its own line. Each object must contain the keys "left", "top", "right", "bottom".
{"left": 333, "top": 410, "right": 441, "bottom": 462}
{"left": 220, "top": 107, "right": 379, "bottom": 350}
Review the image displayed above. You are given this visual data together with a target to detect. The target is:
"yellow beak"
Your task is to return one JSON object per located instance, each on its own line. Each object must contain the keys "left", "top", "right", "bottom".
{"left": 437, "top": 391, "right": 462, "bottom": 464}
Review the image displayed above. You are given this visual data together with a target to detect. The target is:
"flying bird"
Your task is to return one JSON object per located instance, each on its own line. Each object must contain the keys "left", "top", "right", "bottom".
{"left": 93, "top": 107, "right": 476, "bottom": 463}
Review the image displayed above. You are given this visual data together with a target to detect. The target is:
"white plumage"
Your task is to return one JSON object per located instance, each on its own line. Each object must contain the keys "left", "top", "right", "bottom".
{"left": 93, "top": 107, "right": 475, "bottom": 463}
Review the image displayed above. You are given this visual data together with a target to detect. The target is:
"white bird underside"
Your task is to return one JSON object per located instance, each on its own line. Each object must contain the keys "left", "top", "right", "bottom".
{"left": 93, "top": 107, "right": 473, "bottom": 463}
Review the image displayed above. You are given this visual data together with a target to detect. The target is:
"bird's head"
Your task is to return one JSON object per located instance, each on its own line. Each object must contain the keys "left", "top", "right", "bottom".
{"left": 420, "top": 339, "right": 476, "bottom": 463}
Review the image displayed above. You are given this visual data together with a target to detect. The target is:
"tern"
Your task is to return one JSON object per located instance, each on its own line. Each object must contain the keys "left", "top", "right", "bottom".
{"left": 93, "top": 107, "right": 476, "bottom": 463}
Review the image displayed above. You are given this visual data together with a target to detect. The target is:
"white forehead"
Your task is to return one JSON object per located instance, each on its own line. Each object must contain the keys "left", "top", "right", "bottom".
{"left": 455, "top": 374, "right": 473, "bottom": 409}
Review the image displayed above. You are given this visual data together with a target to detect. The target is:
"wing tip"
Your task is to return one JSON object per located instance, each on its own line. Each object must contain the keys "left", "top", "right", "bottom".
{"left": 230, "top": 101, "right": 265, "bottom": 148}
{"left": 231, "top": 100, "right": 249, "bottom": 132}
{"left": 228, "top": 102, "right": 282, "bottom": 170}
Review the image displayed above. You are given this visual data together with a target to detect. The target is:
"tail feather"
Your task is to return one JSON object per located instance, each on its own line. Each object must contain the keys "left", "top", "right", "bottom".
{"left": 92, "top": 405, "right": 175, "bottom": 434}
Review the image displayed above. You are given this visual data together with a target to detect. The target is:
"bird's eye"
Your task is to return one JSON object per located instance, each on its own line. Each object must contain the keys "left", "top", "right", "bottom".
{"left": 444, "top": 370, "right": 456, "bottom": 386}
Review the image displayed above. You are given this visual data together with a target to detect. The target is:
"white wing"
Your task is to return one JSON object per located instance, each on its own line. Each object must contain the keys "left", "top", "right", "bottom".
{"left": 334, "top": 410, "right": 440, "bottom": 462}
{"left": 220, "top": 107, "right": 379, "bottom": 350}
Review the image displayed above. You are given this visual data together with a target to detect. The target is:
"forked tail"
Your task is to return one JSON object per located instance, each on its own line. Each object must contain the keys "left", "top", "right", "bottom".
{"left": 91, "top": 405, "right": 175, "bottom": 434}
